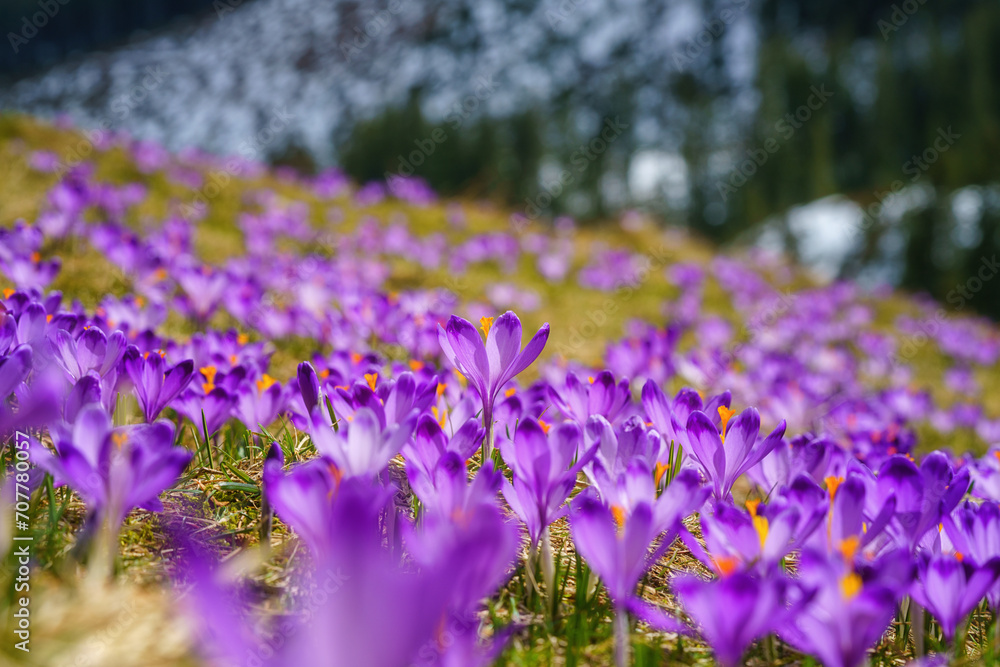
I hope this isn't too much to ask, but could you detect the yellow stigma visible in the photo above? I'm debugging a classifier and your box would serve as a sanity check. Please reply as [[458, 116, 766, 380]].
[[654, 461, 670, 487], [436, 383, 447, 397], [431, 406, 448, 428], [326, 463, 343, 499], [838, 536, 860, 562], [237, 333, 249, 345], [587, 376, 595, 384], [840, 572, 862, 599], [825, 476, 843, 501], [409, 360, 425, 371], [2, 288, 15, 299], [752, 514, 769, 551], [135, 296, 145, 307], [364, 373, 378, 390], [350, 352, 362, 364], [112, 432, 128, 449], [538, 419, 551, 434], [480, 316, 494, 338], [504, 387, 517, 397], [200, 365, 218, 394], [713, 555, 739, 577], [745, 499, 761, 516], [256, 374, 276, 394], [611, 505, 627, 532], [718, 406, 736, 442]]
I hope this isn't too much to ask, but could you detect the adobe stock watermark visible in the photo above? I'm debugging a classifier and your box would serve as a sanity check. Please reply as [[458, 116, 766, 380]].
[[877, 0, 928, 40], [546, 0, 587, 29], [553, 243, 673, 358], [889, 255, 999, 368], [512, 116, 629, 229], [703, 289, 797, 385], [382, 74, 498, 186], [7, 0, 71, 54], [179, 107, 294, 218], [716, 85, 833, 202], [671, 0, 750, 71], [40, 66, 169, 178], [12, 430, 32, 654], [849, 126, 960, 238], [339, 0, 407, 62], [241, 566, 349, 666], [213, 0, 247, 20]]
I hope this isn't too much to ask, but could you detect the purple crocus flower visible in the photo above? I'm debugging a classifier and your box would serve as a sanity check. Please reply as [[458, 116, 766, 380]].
[[187, 473, 455, 667], [910, 552, 1000, 642], [673, 568, 795, 667], [685, 406, 787, 500], [264, 452, 392, 558], [684, 497, 822, 573], [29, 404, 191, 527], [52, 328, 127, 382], [876, 452, 969, 550], [233, 373, 285, 431], [0, 345, 32, 402], [402, 416, 484, 511], [548, 370, 631, 425], [297, 360, 417, 478], [943, 500, 1000, 608], [782, 548, 912, 667], [437, 311, 549, 456], [570, 469, 707, 664], [124, 348, 195, 422], [498, 417, 594, 546], [583, 415, 664, 497], [173, 386, 236, 437], [641, 381, 731, 455]]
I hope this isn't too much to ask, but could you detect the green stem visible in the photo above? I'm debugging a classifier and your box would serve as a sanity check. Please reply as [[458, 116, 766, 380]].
[[614, 607, 630, 667]]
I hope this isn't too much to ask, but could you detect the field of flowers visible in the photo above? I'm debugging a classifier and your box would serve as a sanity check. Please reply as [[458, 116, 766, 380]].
[[2, 113, 1000, 666]]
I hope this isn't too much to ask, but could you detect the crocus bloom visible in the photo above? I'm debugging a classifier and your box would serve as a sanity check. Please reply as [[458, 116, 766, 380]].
[[943, 500, 1000, 608], [685, 497, 821, 573], [0, 345, 32, 402], [29, 404, 191, 526], [782, 549, 912, 667], [264, 451, 393, 558], [910, 552, 1000, 641], [686, 406, 787, 500], [548, 370, 631, 425], [641, 381, 731, 455], [498, 417, 594, 545], [297, 361, 417, 478], [583, 415, 664, 497], [673, 568, 795, 667], [875, 452, 969, 550], [570, 470, 707, 629], [52, 328, 127, 382], [437, 311, 549, 455], [124, 348, 195, 422], [402, 415, 484, 511], [233, 373, 285, 431], [188, 473, 455, 667]]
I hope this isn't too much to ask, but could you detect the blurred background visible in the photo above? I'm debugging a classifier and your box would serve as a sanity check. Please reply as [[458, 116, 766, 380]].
[[1, 0, 998, 318]]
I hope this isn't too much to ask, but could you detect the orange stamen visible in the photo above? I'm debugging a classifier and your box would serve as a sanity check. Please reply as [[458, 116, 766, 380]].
[[718, 406, 736, 442], [256, 374, 276, 394]]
